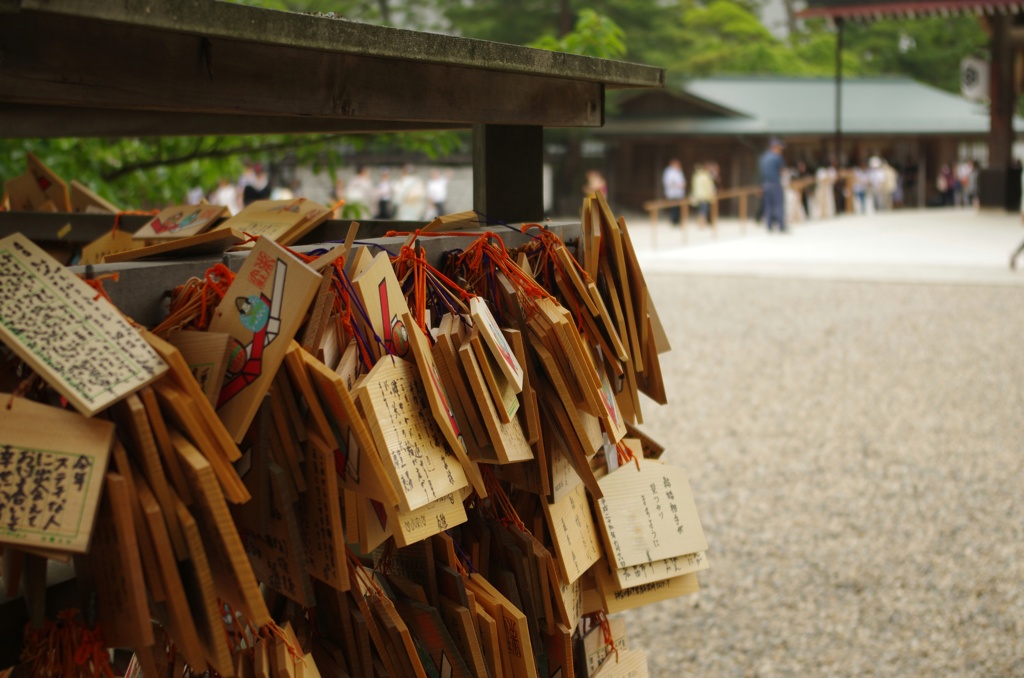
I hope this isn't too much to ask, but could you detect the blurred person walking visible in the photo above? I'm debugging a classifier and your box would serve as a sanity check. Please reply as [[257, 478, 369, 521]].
[[759, 138, 786, 233], [662, 159, 686, 227]]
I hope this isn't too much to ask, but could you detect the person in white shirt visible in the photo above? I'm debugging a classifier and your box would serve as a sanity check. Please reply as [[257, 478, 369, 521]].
[[345, 166, 375, 219], [426, 169, 451, 219], [662, 159, 686, 226]]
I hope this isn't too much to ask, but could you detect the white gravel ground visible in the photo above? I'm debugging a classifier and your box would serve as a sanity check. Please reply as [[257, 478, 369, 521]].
[[624, 274, 1024, 677]]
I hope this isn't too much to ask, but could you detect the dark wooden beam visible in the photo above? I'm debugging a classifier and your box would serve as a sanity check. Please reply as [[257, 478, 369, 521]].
[[0, 11, 604, 134], [473, 125, 545, 224], [7, 0, 663, 90], [0, 104, 464, 139]]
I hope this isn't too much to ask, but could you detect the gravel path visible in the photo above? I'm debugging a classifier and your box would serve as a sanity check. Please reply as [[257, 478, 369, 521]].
[[624, 274, 1024, 677]]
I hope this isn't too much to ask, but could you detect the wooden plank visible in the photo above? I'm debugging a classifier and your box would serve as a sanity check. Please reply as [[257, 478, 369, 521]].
[[0, 12, 607, 130], [172, 429, 271, 626]]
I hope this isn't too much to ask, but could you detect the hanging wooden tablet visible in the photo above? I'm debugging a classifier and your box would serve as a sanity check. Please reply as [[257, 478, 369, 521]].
[[132, 205, 228, 241], [542, 483, 603, 585], [81, 228, 146, 265], [394, 597, 475, 678], [469, 329, 518, 424], [70, 180, 119, 214], [432, 330, 494, 459], [154, 380, 250, 504], [298, 345, 397, 507], [595, 564, 699, 615], [610, 551, 709, 591], [541, 548, 582, 632], [0, 396, 113, 553], [457, 332, 532, 465], [357, 494, 394, 554], [403, 311, 486, 497], [594, 458, 706, 571], [133, 471, 207, 672], [470, 599, 503, 678], [109, 438, 166, 601], [582, 616, 628, 676], [217, 198, 332, 247], [0, 234, 167, 416], [208, 237, 320, 442], [113, 392, 187, 558], [349, 250, 413, 363], [388, 489, 468, 548], [83, 472, 154, 649], [166, 330, 232, 407], [636, 315, 668, 405], [300, 432, 349, 592], [174, 495, 235, 676], [241, 462, 315, 607], [4, 173, 48, 211], [300, 273, 336, 359], [104, 228, 247, 263], [532, 341, 601, 458], [144, 331, 242, 464], [24, 153, 69, 210], [591, 648, 649, 678], [369, 593, 427, 678], [504, 328, 540, 445], [355, 356, 468, 512], [470, 296, 523, 392], [467, 572, 538, 678], [172, 429, 271, 626], [438, 597, 490, 678]]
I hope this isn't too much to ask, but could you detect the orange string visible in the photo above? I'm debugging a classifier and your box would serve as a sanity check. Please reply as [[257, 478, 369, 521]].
[[596, 611, 620, 664], [80, 272, 119, 304], [616, 439, 640, 471]]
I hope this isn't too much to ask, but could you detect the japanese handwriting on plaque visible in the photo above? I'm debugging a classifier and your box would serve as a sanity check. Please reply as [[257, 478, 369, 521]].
[[0, 396, 114, 553], [0, 233, 168, 417], [356, 356, 469, 513], [594, 457, 707, 570]]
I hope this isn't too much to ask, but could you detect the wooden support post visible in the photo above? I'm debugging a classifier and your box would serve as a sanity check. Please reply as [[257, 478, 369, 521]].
[[740, 195, 747, 235], [473, 124, 544, 224], [711, 199, 719, 239]]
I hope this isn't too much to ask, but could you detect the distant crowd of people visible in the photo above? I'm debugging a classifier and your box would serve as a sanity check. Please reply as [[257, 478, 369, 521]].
[[658, 143, 982, 234], [337, 164, 452, 221], [190, 162, 453, 220]]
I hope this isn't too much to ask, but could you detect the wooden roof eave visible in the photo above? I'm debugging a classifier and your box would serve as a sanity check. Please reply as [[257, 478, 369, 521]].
[[0, 0, 666, 139]]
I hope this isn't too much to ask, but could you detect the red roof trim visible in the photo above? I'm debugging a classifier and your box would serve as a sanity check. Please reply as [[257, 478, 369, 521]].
[[798, 0, 1024, 20]]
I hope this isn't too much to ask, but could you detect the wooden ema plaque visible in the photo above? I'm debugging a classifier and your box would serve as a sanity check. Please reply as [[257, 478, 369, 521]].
[[349, 251, 413, 363], [403, 311, 486, 498], [172, 429, 271, 626], [166, 330, 232, 407], [301, 432, 350, 592], [81, 472, 154, 650], [387, 488, 468, 548], [594, 457, 707, 571], [355, 356, 468, 513], [104, 228, 246, 264], [610, 551, 709, 591], [0, 233, 168, 417], [542, 483, 602, 585], [296, 345, 397, 507], [469, 296, 524, 393], [216, 198, 332, 247], [208, 237, 321, 443], [27, 152, 70, 211], [0, 396, 114, 553], [132, 204, 228, 241]]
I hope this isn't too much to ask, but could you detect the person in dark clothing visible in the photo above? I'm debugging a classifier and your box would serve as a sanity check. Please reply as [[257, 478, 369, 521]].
[[759, 138, 786, 233]]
